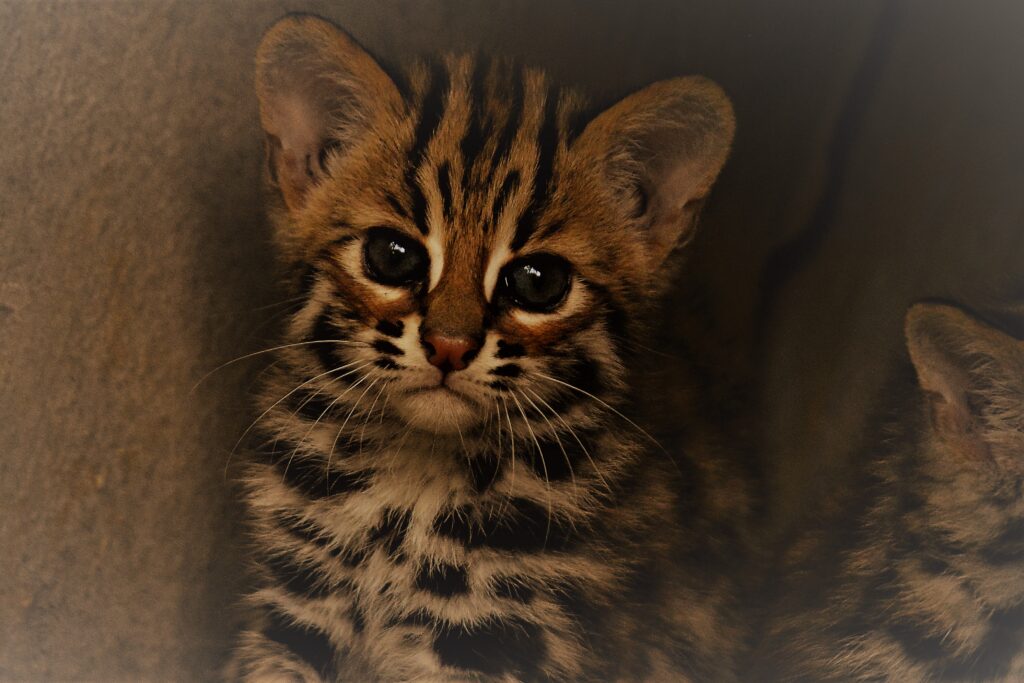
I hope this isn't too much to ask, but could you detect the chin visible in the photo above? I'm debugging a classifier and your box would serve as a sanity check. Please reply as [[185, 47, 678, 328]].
[[393, 388, 482, 434]]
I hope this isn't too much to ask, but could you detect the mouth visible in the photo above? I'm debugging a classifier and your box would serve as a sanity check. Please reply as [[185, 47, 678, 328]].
[[393, 383, 482, 433]]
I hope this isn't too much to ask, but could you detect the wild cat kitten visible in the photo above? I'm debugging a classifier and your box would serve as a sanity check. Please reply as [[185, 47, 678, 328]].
[[752, 303, 1024, 681], [229, 13, 751, 682]]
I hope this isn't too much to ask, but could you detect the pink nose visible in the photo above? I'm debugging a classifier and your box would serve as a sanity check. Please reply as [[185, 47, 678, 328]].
[[421, 333, 479, 373]]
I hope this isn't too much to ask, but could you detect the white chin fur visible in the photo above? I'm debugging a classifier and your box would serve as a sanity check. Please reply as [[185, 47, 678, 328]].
[[393, 389, 482, 434]]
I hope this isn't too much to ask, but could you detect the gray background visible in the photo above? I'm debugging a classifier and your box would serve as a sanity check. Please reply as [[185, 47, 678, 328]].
[[3, 1, 1023, 680]]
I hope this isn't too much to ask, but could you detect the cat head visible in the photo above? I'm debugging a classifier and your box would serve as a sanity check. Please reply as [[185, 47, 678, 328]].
[[906, 302, 1024, 474], [254, 15, 734, 434]]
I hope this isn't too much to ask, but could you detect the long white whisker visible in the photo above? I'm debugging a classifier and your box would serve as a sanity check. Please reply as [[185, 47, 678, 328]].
[[509, 391, 554, 545], [523, 386, 611, 495], [192, 338, 370, 393], [518, 388, 578, 496]]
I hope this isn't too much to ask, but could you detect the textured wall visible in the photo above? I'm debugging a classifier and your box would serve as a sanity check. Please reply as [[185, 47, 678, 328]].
[[2, 1, 1022, 680]]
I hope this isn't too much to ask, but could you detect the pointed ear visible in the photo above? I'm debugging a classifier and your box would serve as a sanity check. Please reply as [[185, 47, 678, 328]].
[[905, 303, 1024, 467], [255, 15, 403, 212], [573, 76, 735, 266]]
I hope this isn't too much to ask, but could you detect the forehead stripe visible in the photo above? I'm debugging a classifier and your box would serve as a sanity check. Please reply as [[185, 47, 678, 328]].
[[407, 61, 450, 235], [458, 54, 490, 188], [490, 170, 521, 231], [511, 88, 560, 251], [490, 62, 525, 168]]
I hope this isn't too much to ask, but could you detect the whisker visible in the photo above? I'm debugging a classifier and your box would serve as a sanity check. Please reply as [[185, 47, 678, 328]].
[[523, 386, 611, 495], [222, 360, 370, 479], [324, 372, 380, 475], [517, 388, 578, 495], [509, 391, 554, 546], [192, 338, 370, 394]]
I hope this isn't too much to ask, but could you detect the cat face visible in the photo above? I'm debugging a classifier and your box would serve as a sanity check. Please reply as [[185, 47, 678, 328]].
[[255, 15, 734, 435]]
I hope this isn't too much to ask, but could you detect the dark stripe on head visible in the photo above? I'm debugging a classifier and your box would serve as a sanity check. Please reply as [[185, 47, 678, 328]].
[[263, 552, 332, 599], [436, 161, 453, 220], [386, 193, 409, 219], [408, 61, 450, 235], [433, 499, 577, 552], [263, 610, 338, 679], [491, 170, 521, 229], [415, 562, 470, 597], [459, 54, 490, 186], [491, 63, 525, 167], [431, 615, 545, 678], [511, 87, 560, 251]]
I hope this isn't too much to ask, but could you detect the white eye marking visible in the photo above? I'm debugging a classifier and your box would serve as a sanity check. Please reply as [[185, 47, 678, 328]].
[[425, 231, 444, 291], [484, 244, 512, 301]]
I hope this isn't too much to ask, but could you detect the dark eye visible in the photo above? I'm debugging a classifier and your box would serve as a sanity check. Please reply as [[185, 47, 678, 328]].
[[500, 254, 572, 312], [363, 228, 429, 287]]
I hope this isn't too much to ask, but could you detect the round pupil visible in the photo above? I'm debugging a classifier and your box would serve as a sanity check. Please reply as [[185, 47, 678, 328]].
[[508, 256, 570, 311], [364, 229, 426, 285]]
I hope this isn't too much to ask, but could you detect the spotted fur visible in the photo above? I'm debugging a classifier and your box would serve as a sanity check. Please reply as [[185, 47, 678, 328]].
[[228, 14, 746, 682], [751, 303, 1024, 681]]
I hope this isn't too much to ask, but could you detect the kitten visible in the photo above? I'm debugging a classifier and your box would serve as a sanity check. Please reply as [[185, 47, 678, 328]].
[[228, 13, 751, 682], [751, 302, 1024, 681]]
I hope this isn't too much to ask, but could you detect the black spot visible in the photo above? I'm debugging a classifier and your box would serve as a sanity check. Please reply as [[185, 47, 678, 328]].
[[376, 319, 405, 338], [375, 357, 401, 370], [396, 608, 435, 629], [523, 436, 582, 482], [415, 562, 470, 597], [492, 576, 534, 603], [433, 499, 576, 552], [263, 553, 332, 599], [432, 616, 545, 677], [979, 517, 1024, 565], [490, 364, 522, 378], [372, 339, 403, 356], [495, 340, 526, 359], [437, 161, 453, 219], [263, 609, 337, 679], [468, 454, 502, 493], [276, 513, 328, 548], [330, 544, 367, 568], [273, 455, 370, 500], [368, 508, 411, 558], [287, 388, 341, 423], [350, 605, 367, 634], [308, 312, 347, 371], [488, 380, 511, 392]]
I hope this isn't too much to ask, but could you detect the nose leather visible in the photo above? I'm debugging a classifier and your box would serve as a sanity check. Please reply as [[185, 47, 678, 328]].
[[421, 333, 479, 372]]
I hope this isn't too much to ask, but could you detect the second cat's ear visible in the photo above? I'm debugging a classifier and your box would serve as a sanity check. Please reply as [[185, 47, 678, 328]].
[[255, 15, 403, 212], [906, 303, 1024, 468], [574, 77, 735, 267]]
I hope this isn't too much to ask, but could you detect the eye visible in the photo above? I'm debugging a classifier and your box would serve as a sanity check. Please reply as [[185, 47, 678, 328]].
[[499, 253, 572, 312], [363, 228, 429, 287]]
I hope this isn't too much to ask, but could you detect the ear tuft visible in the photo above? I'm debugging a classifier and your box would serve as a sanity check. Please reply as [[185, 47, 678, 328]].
[[255, 15, 402, 212], [905, 302, 1024, 469], [575, 76, 735, 266]]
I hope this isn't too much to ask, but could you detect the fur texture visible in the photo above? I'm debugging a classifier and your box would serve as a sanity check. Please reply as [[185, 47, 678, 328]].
[[751, 303, 1024, 681], [229, 14, 748, 682]]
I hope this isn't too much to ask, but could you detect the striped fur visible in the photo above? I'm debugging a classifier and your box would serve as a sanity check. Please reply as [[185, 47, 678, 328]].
[[229, 14, 744, 682], [751, 303, 1024, 681]]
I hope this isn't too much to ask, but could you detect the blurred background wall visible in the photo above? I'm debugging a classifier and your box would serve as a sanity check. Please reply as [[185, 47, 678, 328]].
[[2, 0, 1023, 679]]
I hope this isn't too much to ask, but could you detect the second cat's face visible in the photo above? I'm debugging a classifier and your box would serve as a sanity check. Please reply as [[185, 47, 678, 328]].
[[256, 17, 734, 434]]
